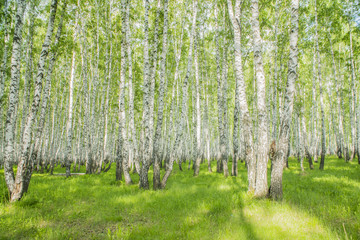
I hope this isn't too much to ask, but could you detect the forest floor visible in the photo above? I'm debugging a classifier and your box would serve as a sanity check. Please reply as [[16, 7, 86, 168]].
[[0, 156, 359, 240]]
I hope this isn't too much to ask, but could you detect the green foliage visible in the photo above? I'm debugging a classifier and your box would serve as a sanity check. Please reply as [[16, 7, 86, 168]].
[[1, 157, 359, 239]]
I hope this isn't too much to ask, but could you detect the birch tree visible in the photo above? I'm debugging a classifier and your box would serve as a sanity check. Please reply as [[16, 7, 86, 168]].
[[82, 20, 93, 175], [118, 0, 132, 184], [10, 0, 59, 202], [328, 30, 343, 159], [161, 0, 197, 189], [153, 0, 169, 189], [251, 0, 269, 197], [32, 4, 66, 177], [0, 0, 10, 116], [65, 2, 79, 177], [228, 0, 256, 191], [272, 0, 279, 142], [215, 6, 224, 174], [348, 3, 357, 162], [139, 0, 152, 189], [100, 0, 114, 173], [126, 1, 140, 174], [269, 0, 299, 200], [3, 0, 27, 198], [193, 30, 202, 177], [20, 1, 35, 142], [311, 48, 318, 163], [314, 0, 326, 170], [227, 0, 241, 177]]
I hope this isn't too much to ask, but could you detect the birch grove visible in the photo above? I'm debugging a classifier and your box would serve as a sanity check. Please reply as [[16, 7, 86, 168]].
[[0, 0, 359, 203]]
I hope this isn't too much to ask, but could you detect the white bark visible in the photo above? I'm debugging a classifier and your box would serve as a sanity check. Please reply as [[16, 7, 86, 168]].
[[65, 3, 78, 177], [251, 0, 269, 197], [0, 0, 10, 111], [328, 30, 343, 158], [215, 6, 226, 175], [148, 0, 162, 157], [20, 1, 35, 141], [139, 0, 152, 189], [270, 0, 299, 200], [101, 0, 113, 173], [3, 0, 27, 196], [193, 30, 202, 176], [314, 0, 326, 170], [228, 0, 256, 191], [272, 0, 279, 141], [348, 8, 357, 162], [311, 47, 318, 162], [118, 0, 132, 184], [301, 86, 313, 169], [153, 0, 169, 189], [90, 0, 101, 172], [161, 0, 197, 189], [126, 1, 139, 175], [34, 6, 66, 175], [12, 0, 59, 202]]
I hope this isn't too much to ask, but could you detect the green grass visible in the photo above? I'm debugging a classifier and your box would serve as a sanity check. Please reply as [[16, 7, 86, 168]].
[[0, 156, 359, 239]]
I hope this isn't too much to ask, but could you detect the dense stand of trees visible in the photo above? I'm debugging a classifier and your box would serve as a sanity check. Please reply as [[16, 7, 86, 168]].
[[0, 0, 359, 202]]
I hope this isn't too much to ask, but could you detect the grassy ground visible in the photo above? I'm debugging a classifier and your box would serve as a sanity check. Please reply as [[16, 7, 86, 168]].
[[0, 156, 359, 240]]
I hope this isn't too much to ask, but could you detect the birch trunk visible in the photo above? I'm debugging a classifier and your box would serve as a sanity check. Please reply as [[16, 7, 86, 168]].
[[82, 21, 92, 175], [272, 0, 279, 141], [297, 111, 304, 171], [33, 7, 65, 177], [50, 80, 64, 174], [161, 0, 197, 189], [251, 0, 269, 197], [20, 1, 35, 141], [65, 3, 78, 177], [204, 82, 212, 173], [227, 0, 241, 176], [327, 84, 336, 155], [228, 0, 256, 191], [348, 13, 357, 162], [329, 31, 343, 159], [153, 0, 169, 189], [221, 38, 229, 178], [11, 0, 58, 202], [301, 88, 313, 169], [0, 0, 10, 114], [167, 23, 185, 171], [126, 2, 140, 175], [73, 94, 82, 172], [148, 0, 162, 159], [139, 0, 152, 189], [3, 0, 27, 196], [315, 0, 326, 170], [215, 6, 223, 174], [193, 32, 202, 177], [89, 1, 100, 172], [269, 0, 299, 200], [202, 42, 212, 173], [311, 47, 318, 162], [100, 0, 113, 173], [118, 0, 132, 184]]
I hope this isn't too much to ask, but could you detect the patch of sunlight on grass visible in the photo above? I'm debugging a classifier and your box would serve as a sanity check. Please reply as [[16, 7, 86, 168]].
[[218, 184, 231, 191], [243, 202, 336, 239], [313, 175, 360, 190]]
